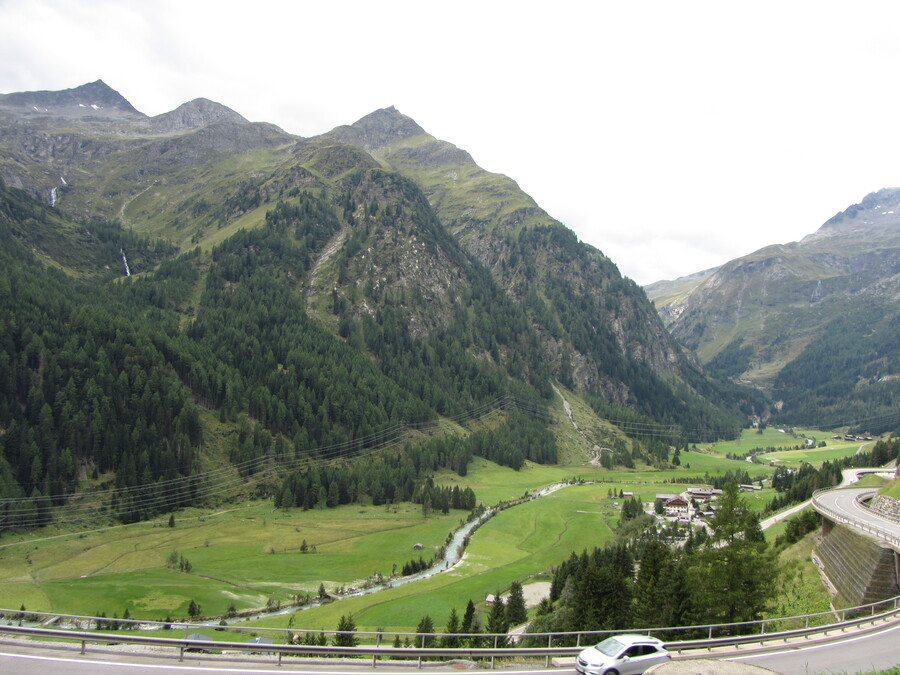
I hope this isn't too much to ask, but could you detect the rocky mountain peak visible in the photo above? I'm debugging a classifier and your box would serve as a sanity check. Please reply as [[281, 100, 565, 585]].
[[811, 187, 900, 242], [149, 98, 249, 133], [326, 106, 426, 152], [0, 79, 143, 118]]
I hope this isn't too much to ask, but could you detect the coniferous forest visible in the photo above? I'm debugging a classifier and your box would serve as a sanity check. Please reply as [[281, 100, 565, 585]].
[[0, 178, 565, 526]]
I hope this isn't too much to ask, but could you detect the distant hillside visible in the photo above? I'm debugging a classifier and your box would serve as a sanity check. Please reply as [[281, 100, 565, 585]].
[[648, 189, 900, 432], [644, 268, 717, 314]]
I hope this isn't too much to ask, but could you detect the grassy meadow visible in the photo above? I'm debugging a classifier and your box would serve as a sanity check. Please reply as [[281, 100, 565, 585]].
[[0, 422, 868, 632], [0, 500, 462, 622]]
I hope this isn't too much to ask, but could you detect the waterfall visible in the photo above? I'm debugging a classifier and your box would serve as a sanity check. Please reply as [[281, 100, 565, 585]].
[[50, 187, 58, 207], [120, 249, 131, 277]]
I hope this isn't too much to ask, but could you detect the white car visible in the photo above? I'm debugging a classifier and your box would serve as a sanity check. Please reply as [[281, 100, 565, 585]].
[[576, 634, 671, 675]]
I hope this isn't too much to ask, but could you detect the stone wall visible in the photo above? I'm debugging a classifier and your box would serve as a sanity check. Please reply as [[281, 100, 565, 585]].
[[869, 495, 900, 523], [815, 523, 898, 606]]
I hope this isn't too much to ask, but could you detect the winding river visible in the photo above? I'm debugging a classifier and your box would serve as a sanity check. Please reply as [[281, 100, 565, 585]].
[[234, 481, 570, 623]]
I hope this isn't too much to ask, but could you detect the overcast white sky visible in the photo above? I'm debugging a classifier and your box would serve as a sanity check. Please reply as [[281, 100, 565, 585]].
[[2, 1, 898, 285]]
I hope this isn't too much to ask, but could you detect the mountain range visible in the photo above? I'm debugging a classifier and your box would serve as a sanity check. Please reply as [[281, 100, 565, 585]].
[[647, 189, 899, 431], [0, 80, 771, 522]]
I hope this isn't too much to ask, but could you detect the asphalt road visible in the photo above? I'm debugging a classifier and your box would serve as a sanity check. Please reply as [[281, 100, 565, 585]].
[[726, 620, 900, 674], [4, 622, 900, 675]]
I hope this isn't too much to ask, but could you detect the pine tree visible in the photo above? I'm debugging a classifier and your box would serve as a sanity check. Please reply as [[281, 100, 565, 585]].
[[467, 615, 484, 648], [416, 614, 435, 647], [506, 581, 527, 626], [441, 607, 461, 648], [461, 599, 476, 633], [486, 592, 508, 645], [333, 614, 358, 647], [709, 481, 760, 544]]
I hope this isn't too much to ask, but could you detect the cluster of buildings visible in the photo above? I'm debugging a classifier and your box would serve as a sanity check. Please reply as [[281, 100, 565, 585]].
[[650, 486, 759, 523]]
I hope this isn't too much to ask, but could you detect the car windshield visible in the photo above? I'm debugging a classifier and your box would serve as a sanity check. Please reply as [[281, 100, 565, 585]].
[[594, 637, 625, 657]]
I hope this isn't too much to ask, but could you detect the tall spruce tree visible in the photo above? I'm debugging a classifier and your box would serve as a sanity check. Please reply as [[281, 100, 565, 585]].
[[506, 581, 527, 626], [461, 599, 476, 633], [486, 593, 509, 645], [441, 607, 461, 648], [416, 614, 435, 647]]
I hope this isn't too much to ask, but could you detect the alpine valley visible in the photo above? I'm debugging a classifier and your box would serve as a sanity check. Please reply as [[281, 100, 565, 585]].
[[0, 79, 787, 527]]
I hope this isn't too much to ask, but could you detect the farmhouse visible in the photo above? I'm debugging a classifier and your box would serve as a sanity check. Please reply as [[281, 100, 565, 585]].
[[664, 496, 690, 517]]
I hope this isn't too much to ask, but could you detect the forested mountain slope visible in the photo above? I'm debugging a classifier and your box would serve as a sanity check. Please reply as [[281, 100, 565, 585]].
[[327, 108, 758, 434], [0, 81, 753, 528], [648, 189, 900, 432]]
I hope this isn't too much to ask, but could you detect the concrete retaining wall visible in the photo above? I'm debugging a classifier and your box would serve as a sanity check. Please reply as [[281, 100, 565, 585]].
[[815, 523, 899, 606]]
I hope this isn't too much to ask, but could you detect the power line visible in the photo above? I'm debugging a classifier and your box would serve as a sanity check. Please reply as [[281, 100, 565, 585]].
[[0, 395, 546, 529], [6, 390, 877, 530]]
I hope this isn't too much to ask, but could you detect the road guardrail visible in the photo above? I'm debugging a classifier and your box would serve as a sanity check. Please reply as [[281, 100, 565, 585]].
[[2, 595, 899, 668]]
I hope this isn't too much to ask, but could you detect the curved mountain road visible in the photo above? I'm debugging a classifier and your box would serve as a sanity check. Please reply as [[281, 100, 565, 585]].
[[811, 469, 900, 549]]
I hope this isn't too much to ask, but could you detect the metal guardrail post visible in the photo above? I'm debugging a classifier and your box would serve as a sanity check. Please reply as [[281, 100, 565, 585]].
[[80, 639, 86, 654]]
